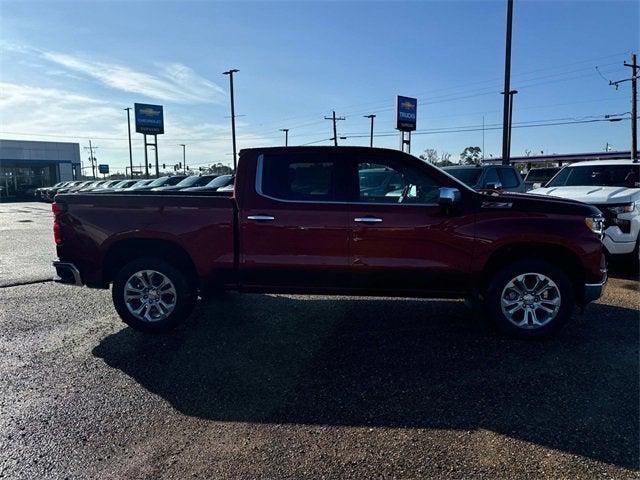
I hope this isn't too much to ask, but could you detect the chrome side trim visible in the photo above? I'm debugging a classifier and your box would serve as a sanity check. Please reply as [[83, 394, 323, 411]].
[[354, 217, 383, 223], [247, 215, 275, 221]]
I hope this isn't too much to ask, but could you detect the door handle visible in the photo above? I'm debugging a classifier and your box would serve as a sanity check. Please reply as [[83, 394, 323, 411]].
[[354, 217, 383, 223], [247, 215, 275, 222]]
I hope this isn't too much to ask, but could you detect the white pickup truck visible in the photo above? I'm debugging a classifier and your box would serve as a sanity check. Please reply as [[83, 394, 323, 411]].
[[530, 159, 639, 260]]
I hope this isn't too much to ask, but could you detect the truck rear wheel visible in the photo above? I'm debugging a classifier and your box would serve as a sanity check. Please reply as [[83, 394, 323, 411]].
[[485, 259, 574, 339], [112, 257, 196, 332]]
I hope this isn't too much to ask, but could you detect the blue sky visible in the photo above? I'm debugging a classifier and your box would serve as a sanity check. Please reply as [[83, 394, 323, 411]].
[[0, 0, 638, 173]]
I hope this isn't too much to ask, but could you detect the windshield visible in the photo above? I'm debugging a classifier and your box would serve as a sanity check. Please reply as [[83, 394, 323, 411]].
[[445, 168, 483, 186], [204, 175, 233, 188], [546, 165, 640, 188], [174, 175, 203, 188], [359, 169, 393, 189], [146, 176, 170, 187], [524, 168, 560, 182]]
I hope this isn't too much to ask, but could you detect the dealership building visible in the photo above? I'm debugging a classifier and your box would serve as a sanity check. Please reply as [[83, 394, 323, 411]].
[[0, 139, 81, 197]]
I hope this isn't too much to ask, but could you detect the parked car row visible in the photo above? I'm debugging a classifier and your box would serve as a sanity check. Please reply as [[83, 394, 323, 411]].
[[35, 174, 235, 202]]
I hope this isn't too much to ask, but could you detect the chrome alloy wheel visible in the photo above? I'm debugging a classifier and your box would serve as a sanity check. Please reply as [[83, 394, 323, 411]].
[[124, 270, 177, 322], [500, 272, 561, 329]]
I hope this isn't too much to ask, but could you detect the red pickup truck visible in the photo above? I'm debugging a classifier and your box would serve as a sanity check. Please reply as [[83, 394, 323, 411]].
[[52, 147, 607, 338]]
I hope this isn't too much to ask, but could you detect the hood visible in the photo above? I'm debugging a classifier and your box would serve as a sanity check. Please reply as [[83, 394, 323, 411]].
[[528, 186, 640, 205], [478, 191, 601, 217]]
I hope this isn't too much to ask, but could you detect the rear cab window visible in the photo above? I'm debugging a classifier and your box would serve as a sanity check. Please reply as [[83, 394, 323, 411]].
[[498, 168, 521, 188], [258, 153, 344, 202]]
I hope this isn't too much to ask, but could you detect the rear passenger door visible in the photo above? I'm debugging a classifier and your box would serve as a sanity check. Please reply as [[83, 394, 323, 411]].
[[239, 151, 352, 290]]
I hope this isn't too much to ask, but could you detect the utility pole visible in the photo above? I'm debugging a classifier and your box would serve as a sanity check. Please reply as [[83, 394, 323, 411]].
[[364, 114, 376, 147], [482, 115, 485, 159], [609, 53, 639, 162], [179, 144, 186, 173], [501, 0, 514, 165], [324, 110, 345, 146], [124, 107, 133, 179], [223, 69, 239, 171], [83, 141, 98, 179], [279, 128, 289, 146], [505, 90, 518, 162]]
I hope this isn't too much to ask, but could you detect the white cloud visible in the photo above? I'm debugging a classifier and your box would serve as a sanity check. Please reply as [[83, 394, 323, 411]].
[[0, 82, 273, 172], [41, 51, 226, 104]]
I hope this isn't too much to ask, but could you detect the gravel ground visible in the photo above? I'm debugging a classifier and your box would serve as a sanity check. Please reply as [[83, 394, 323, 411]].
[[0, 202, 55, 287], [0, 202, 638, 479]]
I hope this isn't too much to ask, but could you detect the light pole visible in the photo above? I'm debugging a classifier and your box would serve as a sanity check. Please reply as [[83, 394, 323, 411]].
[[501, 0, 514, 165], [504, 90, 518, 161], [124, 107, 133, 179], [364, 114, 376, 147], [223, 69, 239, 171], [280, 128, 289, 146], [179, 144, 186, 174]]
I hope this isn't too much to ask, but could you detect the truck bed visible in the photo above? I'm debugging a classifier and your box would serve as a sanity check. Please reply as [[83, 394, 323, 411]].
[[55, 192, 236, 288]]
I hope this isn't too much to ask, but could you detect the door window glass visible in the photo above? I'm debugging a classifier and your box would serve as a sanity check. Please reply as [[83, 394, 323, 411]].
[[261, 155, 336, 201], [498, 168, 520, 188], [357, 162, 440, 204], [483, 168, 500, 186]]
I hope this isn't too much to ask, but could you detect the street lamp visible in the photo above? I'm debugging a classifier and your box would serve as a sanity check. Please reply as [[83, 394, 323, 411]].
[[124, 107, 133, 178], [504, 89, 518, 160], [178, 144, 186, 174], [501, 0, 515, 165], [223, 69, 239, 171], [279, 128, 289, 146]]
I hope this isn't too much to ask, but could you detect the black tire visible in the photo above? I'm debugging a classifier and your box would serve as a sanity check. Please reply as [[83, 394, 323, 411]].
[[112, 257, 196, 332], [485, 259, 575, 339]]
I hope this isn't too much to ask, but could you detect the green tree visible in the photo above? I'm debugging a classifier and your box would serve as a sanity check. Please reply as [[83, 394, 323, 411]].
[[460, 146, 482, 165]]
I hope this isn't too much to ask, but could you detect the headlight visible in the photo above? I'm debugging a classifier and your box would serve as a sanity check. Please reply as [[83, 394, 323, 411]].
[[608, 202, 636, 215], [585, 215, 605, 235]]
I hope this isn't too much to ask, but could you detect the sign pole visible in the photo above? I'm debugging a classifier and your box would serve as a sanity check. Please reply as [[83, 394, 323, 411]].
[[143, 134, 149, 179], [154, 135, 159, 178]]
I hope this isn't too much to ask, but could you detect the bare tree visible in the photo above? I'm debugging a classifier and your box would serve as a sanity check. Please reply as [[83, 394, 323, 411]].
[[419, 148, 439, 164]]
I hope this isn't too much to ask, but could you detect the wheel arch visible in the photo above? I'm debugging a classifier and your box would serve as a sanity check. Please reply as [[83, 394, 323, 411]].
[[480, 242, 585, 298], [103, 238, 198, 286]]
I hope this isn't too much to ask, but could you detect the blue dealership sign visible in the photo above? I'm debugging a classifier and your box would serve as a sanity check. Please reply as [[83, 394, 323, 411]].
[[134, 103, 164, 135], [98, 164, 109, 174], [396, 96, 417, 131]]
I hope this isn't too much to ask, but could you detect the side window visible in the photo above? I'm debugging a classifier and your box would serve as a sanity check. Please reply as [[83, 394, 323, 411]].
[[483, 168, 500, 186], [261, 155, 336, 201], [357, 161, 440, 204], [498, 168, 520, 188]]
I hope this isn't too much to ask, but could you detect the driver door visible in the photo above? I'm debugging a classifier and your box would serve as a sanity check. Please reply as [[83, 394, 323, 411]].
[[348, 154, 473, 295]]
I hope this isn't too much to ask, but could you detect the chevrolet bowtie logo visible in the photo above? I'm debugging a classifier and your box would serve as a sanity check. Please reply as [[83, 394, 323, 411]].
[[140, 108, 161, 117]]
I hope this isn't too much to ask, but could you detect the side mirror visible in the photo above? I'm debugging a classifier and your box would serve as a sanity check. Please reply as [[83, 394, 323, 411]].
[[438, 187, 461, 206], [485, 181, 503, 191]]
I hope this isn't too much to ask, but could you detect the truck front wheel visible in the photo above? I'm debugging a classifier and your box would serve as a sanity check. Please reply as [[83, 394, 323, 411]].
[[486, 259, 575, 339], [112, 258, 196, 332]]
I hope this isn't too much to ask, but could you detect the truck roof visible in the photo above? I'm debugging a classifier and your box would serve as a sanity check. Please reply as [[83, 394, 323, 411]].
[[240, 146, 410, 156], [565, 159, 638, 167]]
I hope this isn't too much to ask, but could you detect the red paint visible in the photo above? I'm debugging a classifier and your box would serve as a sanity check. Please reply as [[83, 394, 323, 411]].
[[54, 147, 606, 299]]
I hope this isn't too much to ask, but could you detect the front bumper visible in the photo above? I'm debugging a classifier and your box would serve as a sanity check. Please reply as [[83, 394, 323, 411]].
[[53, 261, 83, 286], [582, 273, 607, 304]]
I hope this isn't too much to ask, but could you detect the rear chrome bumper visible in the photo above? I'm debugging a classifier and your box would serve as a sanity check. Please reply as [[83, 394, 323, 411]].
[[53, 261, 83, 286]]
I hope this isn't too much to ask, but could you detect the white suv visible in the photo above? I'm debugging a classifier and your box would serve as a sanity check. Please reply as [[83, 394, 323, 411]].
[[529, 159, 639, 259]]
